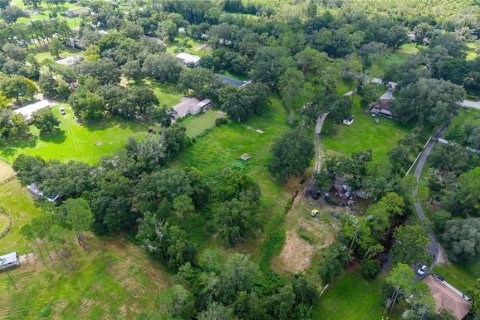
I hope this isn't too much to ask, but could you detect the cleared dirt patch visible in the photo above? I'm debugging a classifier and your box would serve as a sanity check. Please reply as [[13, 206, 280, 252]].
[[272, 192, 339, 274], [277, 231, 314, 273], [0, 160, 16, 184]]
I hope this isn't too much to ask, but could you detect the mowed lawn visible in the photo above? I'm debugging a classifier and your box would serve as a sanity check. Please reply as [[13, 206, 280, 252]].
[[0, 175, 172, 319], [433, 261, 480, 293], [323, 100, 411, 171], [181, 110, 226, 137], [314, 272, 385, 320], [0, 106, 148, 165]]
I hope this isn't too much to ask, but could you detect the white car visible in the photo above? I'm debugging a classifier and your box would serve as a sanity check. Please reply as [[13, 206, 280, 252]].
[[417, 265, 428, 276], [60, 107, 66, 115]]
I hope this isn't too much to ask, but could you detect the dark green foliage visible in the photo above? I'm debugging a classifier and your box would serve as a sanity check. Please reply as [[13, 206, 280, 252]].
[[269, 128, 314, 184], [442, 218, 480, 262], [218, 83, 270, 122], [443, 167, 480, 217], [318, 243, 352, 284], [360, 258, 381, 279], [31, 108, 60, 133], [177, 67, 224, 100], [390, 225, 431, 265]]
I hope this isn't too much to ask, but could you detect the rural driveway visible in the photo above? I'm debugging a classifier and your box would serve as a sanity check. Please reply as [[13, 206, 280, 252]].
[[460, 100, 480, 110], [313, 113, 328, 173], [412, 125, 447, 266]]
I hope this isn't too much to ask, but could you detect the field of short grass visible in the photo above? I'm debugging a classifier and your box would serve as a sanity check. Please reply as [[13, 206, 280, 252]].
[[34, 48, 83, 64], [176, 97, 292, 265], [1, 106, 149, 165], [0, 169, 172, 319], [313, 271, 386, 320], [368, 43, 420, 77], [322, 98, 411, 173], [181, 109, 226, 137], [444, 108, 480, 145], [433, 261, 479, 293], [147, 81, 184, 108]]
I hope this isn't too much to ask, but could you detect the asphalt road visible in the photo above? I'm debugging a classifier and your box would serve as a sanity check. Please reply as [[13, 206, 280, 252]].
[[412, 125, 447, 266]]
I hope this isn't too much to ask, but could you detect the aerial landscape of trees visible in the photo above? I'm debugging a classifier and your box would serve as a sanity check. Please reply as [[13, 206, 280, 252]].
[[1, 0, 480, 318]]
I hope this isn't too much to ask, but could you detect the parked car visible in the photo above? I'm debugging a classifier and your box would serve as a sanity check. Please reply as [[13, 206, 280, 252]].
[[416, 265, 428, 276], [434, 274, 445, 281], [60, 107, 66, 115], [310, 209, 320, 218], [312, 191, 321, 200]]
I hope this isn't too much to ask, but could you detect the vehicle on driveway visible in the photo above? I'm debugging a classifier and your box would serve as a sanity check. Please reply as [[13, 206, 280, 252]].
[[417, 265, 428, 276], [310, 209, 320, 218], [434, 274, 445, 281], [60, 107, 66, 115]]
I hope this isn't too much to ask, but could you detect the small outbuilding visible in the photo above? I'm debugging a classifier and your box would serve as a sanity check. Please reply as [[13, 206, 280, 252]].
[[0, 252, 19, 270], [27, 183, 63, 205], [240, 153, 250, 161], [176, 52, 201, 67], [343, 115, 354, 125]]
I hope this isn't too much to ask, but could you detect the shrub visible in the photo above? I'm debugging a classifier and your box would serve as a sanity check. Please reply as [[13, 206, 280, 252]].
[[360, 258, 381, 279], [215, 117, 228, 126]]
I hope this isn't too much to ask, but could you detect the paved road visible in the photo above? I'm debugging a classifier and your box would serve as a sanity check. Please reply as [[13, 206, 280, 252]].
[[460, 100, 480, 110], [412, 125, 447, 266]]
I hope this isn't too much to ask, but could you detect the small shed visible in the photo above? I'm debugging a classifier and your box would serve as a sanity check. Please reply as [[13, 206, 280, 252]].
[[176, 52, 201, 67], [0, 252, 19, 270], [343, 115, 354, 125], [240, 153, 250, 161]]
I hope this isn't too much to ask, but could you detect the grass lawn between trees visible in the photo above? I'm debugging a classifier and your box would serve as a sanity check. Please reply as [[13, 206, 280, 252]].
[[176, 96, 291, 265], [323, 96, 411, 175], [0, 106, 149, 165], [313, 271, 386, 320]]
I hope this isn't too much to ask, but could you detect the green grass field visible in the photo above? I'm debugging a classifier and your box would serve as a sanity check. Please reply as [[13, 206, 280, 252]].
[[176, 96, 291, 262], [1, 106, 148, 165], [0, 180, 172, 319], [323, 97, 411, 173], [181, 110, 226, 137], [313, 271, 386, 320], [34, 48, 83, 64], [0, 142, 172, 319], [147, 81, 184, 108], [434, 261, 480, 293], [369, 43, 420, 77]]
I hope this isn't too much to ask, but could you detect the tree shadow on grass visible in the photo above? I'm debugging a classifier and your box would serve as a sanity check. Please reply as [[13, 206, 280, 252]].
[[38, 128, 66, 144], [83, 116, 148, 133], [0, 135, 38, 158]]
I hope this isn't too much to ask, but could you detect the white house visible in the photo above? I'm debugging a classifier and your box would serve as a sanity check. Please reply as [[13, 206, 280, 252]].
[[176, 52, 201, 67]]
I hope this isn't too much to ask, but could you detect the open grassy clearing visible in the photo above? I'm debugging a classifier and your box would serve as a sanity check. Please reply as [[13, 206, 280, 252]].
[[33, 48, 83, 64], [0, 169, 173, 319], [445, 107, 480, 145], [181, 109, 226, 137], [322, 97, 411, 173], [176, 97, 291, 263], [313, 271, 386, 320], [0, 106, 149, 165], [147, 81, 184, 108], [9, 0, 84, 28], [467, 42, 478, 61], [0, 233, 172, 319], [368, 43, 420, 77], [165, 36, 211, 57], [433, 261, 480, 293], [271, 195, 339, 274]]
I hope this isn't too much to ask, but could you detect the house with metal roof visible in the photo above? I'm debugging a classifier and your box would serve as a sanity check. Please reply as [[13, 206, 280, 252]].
[[0, 252, 19, 270], [176, 52, 201, 67]]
